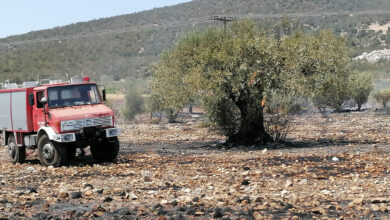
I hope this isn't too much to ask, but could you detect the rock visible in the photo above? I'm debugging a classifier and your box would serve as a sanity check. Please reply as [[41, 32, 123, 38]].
[[154, 204, 163, 210], [84, 190, 93, 196], [157, 216, 167, 220], [281, 190, 289, 197], [255, 197, 263, 203], [157, 209, 168, 216], [71, 191, 82, 199], [94, 211, 105, 217], [353, 198, 364, 205], [26, 167, 36, 172], [213, 207, 224, 218], [243, 166, 250, 171], [83, 184, 94, 190], [236, 196, 251, 204], [332, 157, 339, 162], [241, 179, 250, 185], [192, 196, 199, 202], [114, 207, 132, 215], [127, 192, 138, 200], [372, 204, 380, 212], [186, 208, 196, 215], [28, 188, 38, 194], [284, 179, 293, 188], [182, 188, 191, 193], [58, 191, 69, 198], [299, 179, 308, 185], [253, 211, 264, 220], [194, 211, 204, 216], [42, 203, 50, 210], [93, 205, 106, 212], [103, 197, 113, 203], [144, 176, 153, 182], [261, 149, 268, 154], [160, 199, 168, 205]]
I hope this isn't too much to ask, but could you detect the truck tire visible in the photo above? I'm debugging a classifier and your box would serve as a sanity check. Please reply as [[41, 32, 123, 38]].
[[38, 134, 67, 167], [66, 146, 76, 163], [7, 135, 26, 164], [90, 137, 119, 163]]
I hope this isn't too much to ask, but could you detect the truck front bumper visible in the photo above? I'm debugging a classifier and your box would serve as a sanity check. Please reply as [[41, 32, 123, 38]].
[[53, 127, 121, 143]]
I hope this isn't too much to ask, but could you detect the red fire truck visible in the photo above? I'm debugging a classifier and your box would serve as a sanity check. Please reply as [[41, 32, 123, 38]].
[[0, 76, 121, 167]]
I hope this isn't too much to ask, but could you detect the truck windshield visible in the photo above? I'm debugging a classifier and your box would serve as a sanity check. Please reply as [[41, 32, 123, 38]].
[[47, 84, 102, 108]]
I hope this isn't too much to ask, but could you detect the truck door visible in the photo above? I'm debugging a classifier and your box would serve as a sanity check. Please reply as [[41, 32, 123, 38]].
[[33, 90, 46, 131]]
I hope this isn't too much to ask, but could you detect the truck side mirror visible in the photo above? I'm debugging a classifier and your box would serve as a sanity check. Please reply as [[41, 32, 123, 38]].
[[102, 89, 106, 101], [28, 93, 35, 106], [40, 97, 48, 105]]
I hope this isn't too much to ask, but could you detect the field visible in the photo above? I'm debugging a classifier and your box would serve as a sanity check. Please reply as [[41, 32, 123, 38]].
[[0, 109, 390, 219]]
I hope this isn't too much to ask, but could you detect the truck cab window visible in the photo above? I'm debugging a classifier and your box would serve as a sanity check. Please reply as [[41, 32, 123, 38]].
[[36, 91, 44, 108]]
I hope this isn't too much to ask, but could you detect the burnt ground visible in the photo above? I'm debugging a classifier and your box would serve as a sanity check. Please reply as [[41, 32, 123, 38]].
[[0, 110, 390, 219]]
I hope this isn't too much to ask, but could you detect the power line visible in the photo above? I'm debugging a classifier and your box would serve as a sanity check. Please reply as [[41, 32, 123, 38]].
[[1, 9, 390, 48], [0, 16, 214, 47], [231, 9, 390, 19], [213, 16, 236, 31]]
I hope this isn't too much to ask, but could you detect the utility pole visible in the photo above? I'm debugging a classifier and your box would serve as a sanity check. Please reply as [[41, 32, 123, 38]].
[[213, 16, 236, 31]]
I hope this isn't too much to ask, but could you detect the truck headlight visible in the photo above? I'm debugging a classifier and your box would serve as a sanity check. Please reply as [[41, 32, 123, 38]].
[[61, 120, 75, 132], [61, 133, 76, 142], [53, 133, 76, 142], [106, 128, 121, 137]]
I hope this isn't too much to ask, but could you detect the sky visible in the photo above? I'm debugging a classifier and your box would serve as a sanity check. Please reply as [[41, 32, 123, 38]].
[[0, 0, 191, 38]]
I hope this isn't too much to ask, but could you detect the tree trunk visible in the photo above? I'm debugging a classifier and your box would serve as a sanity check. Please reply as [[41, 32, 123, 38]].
[[228, 100, 272, 144], [357, 103, 362, 111]]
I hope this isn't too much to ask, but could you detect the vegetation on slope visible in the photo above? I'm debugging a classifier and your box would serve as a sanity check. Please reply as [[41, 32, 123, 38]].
[[0, 0, 389, 83]]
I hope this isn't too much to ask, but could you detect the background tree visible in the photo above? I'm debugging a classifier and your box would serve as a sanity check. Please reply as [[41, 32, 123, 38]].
[[349, 72, 373, 110], [123, 88, 145, 121], [374, 89, 390, 107]]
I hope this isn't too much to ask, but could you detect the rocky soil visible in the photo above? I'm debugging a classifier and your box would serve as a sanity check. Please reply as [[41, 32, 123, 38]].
[[1, 110, 390, 219]]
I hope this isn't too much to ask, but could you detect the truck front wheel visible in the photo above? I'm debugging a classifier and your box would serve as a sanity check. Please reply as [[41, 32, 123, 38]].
[[38, 134, 67, 167], [7, 135, 26, 164], [90, 137, 119, 163]]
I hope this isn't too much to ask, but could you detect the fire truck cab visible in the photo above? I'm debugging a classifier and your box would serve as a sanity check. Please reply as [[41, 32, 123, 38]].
[[0, 77, 121, 167]]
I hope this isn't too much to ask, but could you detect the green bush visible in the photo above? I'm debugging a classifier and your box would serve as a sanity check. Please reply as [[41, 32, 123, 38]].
[[349, 73, 373, 110], [373, 89, 390, 107], [165, 109, 179, 123], [264, 91, 305, 141], [123, 89, 145, 121], [311, 73, 351, 113]]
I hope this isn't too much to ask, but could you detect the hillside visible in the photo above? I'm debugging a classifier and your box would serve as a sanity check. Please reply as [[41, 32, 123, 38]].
[[0, 0, 390, 83]]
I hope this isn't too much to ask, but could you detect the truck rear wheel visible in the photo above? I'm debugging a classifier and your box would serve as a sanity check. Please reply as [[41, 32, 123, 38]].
[[38, 134, 67, 167], [7, 135, 26, 164], [90, 137, 119, 163]]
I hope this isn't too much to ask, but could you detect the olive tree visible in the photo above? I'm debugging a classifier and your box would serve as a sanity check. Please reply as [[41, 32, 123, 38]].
[[151, 21, 351, 144]]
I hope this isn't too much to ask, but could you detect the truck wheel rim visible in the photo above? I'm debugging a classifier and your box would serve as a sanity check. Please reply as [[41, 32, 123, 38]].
[[43, 143, 55, 160], [7, 142, 15, 158]]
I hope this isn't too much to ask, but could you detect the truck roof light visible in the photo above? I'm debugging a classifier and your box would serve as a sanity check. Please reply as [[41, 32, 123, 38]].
[[83, 76, 90, 82]]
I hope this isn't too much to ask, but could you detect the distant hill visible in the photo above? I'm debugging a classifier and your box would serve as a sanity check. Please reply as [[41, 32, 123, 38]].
[[0, 0, 390, 83]]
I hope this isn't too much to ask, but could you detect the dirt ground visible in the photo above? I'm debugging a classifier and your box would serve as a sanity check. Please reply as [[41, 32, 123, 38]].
[[1, 110, 390, 219]]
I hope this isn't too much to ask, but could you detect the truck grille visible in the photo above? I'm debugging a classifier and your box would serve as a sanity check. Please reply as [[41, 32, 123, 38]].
[[73, 116, 113, 129]]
